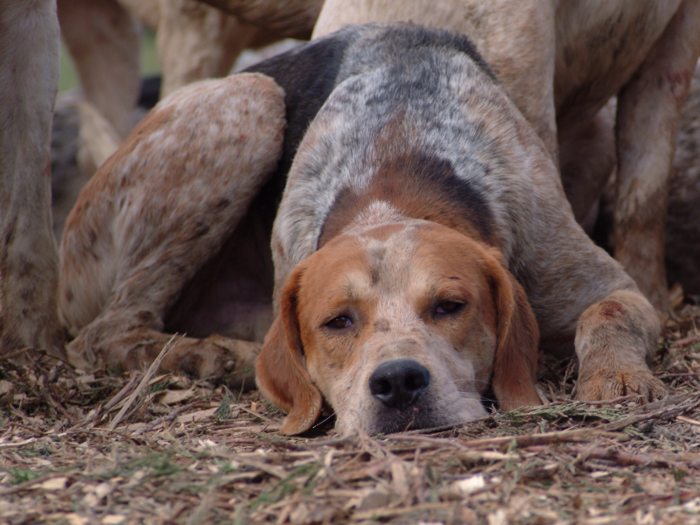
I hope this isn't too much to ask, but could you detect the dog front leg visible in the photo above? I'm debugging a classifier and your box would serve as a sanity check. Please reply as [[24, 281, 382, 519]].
[[574, 289, 665, 401], [614, 0, 700, 313]]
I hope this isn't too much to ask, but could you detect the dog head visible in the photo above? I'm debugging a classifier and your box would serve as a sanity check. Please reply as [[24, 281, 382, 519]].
[[256, 219, 541, 435]]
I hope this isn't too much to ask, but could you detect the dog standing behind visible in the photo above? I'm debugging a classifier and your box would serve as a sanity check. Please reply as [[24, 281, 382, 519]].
[[313, 0, 700, 313], [0, 0, 64, 358], [59, 24, 664, 435]]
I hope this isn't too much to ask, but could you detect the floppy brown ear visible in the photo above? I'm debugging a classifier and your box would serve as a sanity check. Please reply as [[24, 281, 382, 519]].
[[255, 265, 323, 434], [484, 250, 542, 410]]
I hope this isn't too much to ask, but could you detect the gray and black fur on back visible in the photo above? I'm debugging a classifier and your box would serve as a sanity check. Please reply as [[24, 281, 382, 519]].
[[245, 23, 495, 179]]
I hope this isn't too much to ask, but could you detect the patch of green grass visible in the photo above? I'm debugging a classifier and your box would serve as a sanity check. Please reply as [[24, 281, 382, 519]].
[[214, 391, 236, 422], [140, 451, 182, 478], [250, 462, 322, 513], [673, 467, 688, 482], [150, 379, 170, 393], [93, 448, 186, 483], [106, 365, 124, 377], [141, 29, 160, 77], [58, 43, 78, 93], [7, 468, 42, 485]]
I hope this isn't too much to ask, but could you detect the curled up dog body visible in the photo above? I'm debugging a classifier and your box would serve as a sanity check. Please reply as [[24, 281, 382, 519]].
[[59, 24, 664, 436]]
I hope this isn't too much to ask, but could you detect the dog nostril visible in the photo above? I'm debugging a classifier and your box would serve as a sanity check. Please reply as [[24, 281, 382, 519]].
[[372, 378, 392, 396], [405, 371, 428, 392], [369, 359, 431, 410]]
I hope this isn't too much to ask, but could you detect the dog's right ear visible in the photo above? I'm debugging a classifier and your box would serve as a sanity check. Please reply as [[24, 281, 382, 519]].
[[256, 264, 322, 435]]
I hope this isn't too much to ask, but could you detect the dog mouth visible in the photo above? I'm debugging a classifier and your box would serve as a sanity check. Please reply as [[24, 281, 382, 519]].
[[365, 400, 448, 434]]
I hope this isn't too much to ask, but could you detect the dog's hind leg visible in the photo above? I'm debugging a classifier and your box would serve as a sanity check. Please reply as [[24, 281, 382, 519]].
[[558, 102, 617, 231], [59, 73, 286, 384]]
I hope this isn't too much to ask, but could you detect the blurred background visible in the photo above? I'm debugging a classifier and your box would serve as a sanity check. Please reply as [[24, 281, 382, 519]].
[[59, 28, 160, 92]]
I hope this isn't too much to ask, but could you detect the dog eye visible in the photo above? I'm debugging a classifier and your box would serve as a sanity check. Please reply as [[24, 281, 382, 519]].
[[435, 301, 464, 315], [325, 315, 353, 329]]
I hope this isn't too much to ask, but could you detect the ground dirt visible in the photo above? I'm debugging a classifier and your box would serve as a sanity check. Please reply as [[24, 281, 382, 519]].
[[2, 294, 700, 525]]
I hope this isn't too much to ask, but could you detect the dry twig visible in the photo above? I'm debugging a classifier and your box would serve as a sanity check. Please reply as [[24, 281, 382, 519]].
[[107, 335, 179, 431]]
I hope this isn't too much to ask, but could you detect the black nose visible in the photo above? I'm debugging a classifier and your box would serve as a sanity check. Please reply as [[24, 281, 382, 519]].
[[369, 359, 431, 410]]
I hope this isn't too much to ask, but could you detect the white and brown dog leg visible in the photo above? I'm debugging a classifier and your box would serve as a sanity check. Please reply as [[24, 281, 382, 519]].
[[614, 0, 700, 313], [527, 193, 665, 401], [59, 73, 286, 382], [574, 290, 664, 401], [0, 0, 65, 358]]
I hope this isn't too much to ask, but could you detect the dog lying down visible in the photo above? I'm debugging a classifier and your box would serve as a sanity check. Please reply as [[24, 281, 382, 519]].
[[60, 24, 664, 435]]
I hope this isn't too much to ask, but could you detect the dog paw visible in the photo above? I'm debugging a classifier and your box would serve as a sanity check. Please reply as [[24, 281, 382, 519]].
[[181, 335, 260, 388], [575, 366, 666, 402]]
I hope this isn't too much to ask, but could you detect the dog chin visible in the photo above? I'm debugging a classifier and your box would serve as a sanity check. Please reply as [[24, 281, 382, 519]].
[[334, 396, 488, 436]]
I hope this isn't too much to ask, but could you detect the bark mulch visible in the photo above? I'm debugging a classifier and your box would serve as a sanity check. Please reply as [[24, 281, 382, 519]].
[[2, 297, 700, 525]]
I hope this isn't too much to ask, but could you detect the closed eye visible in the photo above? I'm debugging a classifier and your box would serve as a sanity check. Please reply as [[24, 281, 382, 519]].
[[325, 315, 353, 329], [434, 301, 465, 316]]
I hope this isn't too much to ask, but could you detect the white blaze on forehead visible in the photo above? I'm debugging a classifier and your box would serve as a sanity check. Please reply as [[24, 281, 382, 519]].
[[343, 201, 404, 235], [342, 212, 456, 310], [356, 223, 422, 287]]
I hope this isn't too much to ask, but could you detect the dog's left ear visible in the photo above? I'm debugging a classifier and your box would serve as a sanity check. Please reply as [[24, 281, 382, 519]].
[[484, 249, 542, 410], [256, 264, 323, 434]]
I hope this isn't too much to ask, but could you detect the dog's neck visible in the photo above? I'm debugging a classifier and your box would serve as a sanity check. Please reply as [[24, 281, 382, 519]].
[[317, 151, 494, 249], [337, 200, 418, 237]]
